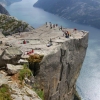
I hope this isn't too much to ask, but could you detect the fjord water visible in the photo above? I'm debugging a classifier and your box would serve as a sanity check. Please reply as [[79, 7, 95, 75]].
[[6, 0, 100, 100]]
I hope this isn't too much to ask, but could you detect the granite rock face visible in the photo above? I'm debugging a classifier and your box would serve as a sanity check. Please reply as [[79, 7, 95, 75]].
[[0, 47, 22, 67], [0, 23, 88, 100], [7, 64, 23, 75], [34, 31, 88, 100]]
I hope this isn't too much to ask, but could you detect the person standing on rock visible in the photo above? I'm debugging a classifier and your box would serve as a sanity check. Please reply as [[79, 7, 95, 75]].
[[65, 31, 69, 38]]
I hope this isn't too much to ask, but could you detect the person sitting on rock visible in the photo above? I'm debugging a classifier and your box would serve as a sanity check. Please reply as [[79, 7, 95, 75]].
[[46, 38, 52, 47]]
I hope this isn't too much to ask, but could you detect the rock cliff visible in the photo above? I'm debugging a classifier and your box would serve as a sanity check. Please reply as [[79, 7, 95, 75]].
[[34, 28, 88, 100], [34, 0, 100, 29], [0, 47, 22, 67], [0, 23, 88, 100], [9, 23, 88, 100], [0, 4, 9, 15]]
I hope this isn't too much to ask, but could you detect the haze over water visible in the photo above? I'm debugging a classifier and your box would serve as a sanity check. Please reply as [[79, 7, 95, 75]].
[[6, 0, 100, 100]]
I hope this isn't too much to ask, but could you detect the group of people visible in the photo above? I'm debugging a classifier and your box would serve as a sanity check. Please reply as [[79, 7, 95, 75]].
[[46, 22, 58, 29], [45, 22, 78, 47], [24, 49, 34, 55]]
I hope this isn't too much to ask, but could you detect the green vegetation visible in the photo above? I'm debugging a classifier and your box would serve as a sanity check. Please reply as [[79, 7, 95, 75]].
[[0, 84, 12, 100], [0, 14, 30, 36], [35, 89, 44, 100], [18, 64, 32, 81], [18, 64, 44, 99], [33, 84, 44, 100]]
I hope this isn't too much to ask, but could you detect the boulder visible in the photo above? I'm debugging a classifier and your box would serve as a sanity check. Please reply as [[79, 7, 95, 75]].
[[18, 59, 28, 65], [7, 64, 23, 75], [0, 47, 23, 68], [2, 47, 22, 60], [0, 73, 9, 86]]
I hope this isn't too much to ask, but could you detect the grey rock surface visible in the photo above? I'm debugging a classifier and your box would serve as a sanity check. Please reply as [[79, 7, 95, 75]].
[[10, 84, 41, 100], [0, 47, 22, 67], [2, 47, 22, 60], [7, 64, 23, 75], [32, 24, 89, 100], [0, 70, 41, 100], [0, 23, 88, 100], [0, 71, 9, 86]]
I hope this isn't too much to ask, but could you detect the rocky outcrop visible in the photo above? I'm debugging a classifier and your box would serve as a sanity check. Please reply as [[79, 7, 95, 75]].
[[0, 14, 34, 36], [7, 64, 23, 75], [0, 4, 9, 15], [0, 47, 22, 67], [0, 70, 41, 100], [34, 0, 100, 29], [33, 26, 88, 99], [10, 85, 41, 100], [0, 23, 88, 100]]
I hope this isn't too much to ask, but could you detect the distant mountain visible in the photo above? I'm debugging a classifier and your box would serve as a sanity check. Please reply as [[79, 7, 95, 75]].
[[34, 0, 100, 29], [0, 4, 9, 15], [0, 0, 21, 6]]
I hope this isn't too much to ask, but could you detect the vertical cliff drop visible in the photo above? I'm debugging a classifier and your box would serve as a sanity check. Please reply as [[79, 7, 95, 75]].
[[32, 24, 89, 100]]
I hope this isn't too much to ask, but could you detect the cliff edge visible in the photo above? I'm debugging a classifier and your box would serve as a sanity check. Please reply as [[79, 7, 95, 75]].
[[0, 23, 88, 100], [33, 24, 88, 100]]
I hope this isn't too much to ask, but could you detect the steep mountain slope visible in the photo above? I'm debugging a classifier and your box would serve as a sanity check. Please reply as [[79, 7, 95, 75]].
[[0, 4, 9, 15], [0, 14, 34, 35], [34, 0, 100, 29]]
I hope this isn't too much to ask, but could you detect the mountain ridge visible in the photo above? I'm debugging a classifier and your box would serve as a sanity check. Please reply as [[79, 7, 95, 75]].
[[34, 0, 100, 29]]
